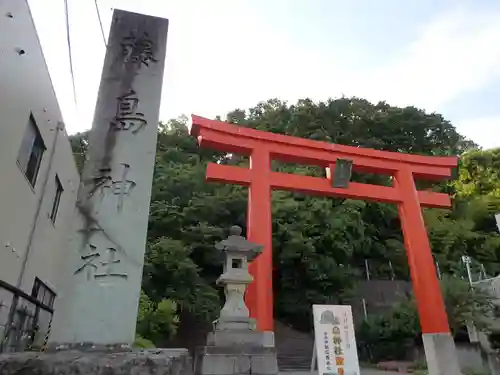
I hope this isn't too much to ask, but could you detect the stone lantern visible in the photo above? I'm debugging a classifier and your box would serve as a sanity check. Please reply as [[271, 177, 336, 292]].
[[214, 225, 263, 331], [196, 226, 278, 375]]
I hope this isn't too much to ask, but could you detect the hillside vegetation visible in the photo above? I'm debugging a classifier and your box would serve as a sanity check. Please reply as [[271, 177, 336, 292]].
[[70, 97, 500, 348]]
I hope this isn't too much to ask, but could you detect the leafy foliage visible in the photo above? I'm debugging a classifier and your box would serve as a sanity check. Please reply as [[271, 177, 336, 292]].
[[142, 237, 220, 321], [357, 275, 495, 362], [133, 335, 155, 349], [454, 148, 500, 199], [441, 275, 495, 332], [136, 290, 179, 344], [68, 131, 89, 173]]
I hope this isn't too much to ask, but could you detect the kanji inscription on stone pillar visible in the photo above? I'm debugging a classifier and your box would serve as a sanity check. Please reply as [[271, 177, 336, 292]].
[[75, 244, 128, 281], [111, 90, 147, 133]]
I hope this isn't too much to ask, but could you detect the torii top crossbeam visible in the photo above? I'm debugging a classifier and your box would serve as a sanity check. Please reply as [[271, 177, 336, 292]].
[[190, 115, 456, 208], [190, 114, 457, 335]]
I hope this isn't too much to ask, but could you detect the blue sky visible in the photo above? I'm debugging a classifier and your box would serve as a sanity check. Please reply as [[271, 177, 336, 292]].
[[28, 0, 500, 149]]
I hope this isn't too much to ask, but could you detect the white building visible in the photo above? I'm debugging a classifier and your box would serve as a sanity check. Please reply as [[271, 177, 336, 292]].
[[0, 0, 80, 351]]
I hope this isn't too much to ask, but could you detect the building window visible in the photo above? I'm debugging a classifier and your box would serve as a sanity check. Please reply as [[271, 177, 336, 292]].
[[50, 175, 63, 223], [31, 278, 56, 309], [17, 114, 46, 187]]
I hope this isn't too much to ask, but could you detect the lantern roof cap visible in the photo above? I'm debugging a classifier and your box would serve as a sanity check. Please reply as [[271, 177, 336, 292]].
[[215, 225, 263, 261]]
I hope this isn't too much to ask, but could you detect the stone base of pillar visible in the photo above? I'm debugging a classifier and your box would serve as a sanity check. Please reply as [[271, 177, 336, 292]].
[[196, 331, 278, 375], [422, 332, 463, 375], [0, 349, 193, 375]]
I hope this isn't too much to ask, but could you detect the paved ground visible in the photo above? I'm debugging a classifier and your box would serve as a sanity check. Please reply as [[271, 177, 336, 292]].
[[280, 370, 405, 375]]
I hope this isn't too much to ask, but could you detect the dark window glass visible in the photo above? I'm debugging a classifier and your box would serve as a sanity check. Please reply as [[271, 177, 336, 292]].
[[50, 176, 63, 223], [18, 114, 46, 187], [31, 278, 56, 309]]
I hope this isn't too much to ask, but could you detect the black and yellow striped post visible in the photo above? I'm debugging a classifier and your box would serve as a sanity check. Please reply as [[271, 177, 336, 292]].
[[40, 316, 53, 353]]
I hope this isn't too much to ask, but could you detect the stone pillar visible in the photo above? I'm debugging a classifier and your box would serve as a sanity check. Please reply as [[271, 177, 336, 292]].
[[49, 10, 168, 347]]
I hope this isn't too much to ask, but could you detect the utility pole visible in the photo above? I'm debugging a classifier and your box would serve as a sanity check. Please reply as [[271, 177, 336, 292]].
[[462, 255, 473, 286], [364, 259, 370, 281], [436, 259, 442, 280], [388, 260, 395, 280], [462, 255, 479, 345]]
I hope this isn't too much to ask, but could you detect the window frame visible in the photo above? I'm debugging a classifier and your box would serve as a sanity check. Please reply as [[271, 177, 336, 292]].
[[31, 277, 56, 309], [18, 113, 46, 188], [50, 175, 63, 223]]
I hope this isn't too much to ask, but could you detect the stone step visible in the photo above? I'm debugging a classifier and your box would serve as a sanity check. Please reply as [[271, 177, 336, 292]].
[[276, 349, 313, 356], [278, 358, 311, 361], [276, 342, 313, 347], [277, 355, 312, 372], [278, 365, 311, 371], [275, 320, 315, 372], [278, 366, 311, 371], [278, 359, 311, 365], [277, 349, 312, 353], [277, 354, 312, 358], [278, 364, 311, 368]]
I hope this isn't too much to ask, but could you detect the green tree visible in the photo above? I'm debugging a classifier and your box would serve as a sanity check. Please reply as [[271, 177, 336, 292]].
[[142, 237, 220, 321], [425, 148, 500, 277], [357, 275, 495, 362], [68, 131, 89, 173], [454, 148, 500, 199], [136, 290, 178, 345]]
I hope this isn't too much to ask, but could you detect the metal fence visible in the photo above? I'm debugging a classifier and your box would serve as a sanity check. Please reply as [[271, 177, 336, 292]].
[[0, 280, 53, 353], [351, 255, 500, 322], [359, 255, 498, 283]]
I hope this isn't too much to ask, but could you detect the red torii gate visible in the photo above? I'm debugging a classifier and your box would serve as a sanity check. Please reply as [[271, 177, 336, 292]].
[[190, 114, 457, 336]]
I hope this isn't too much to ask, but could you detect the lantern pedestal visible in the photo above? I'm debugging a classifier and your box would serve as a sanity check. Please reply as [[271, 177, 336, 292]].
[[195, 344, 278, 375], [206, 330, 274, 348], [214, 317, 256, 332]]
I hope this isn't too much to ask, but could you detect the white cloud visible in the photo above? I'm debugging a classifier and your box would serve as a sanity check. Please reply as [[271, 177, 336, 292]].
[[454, 116, 500, 150], [349, 6, 500, 113]]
